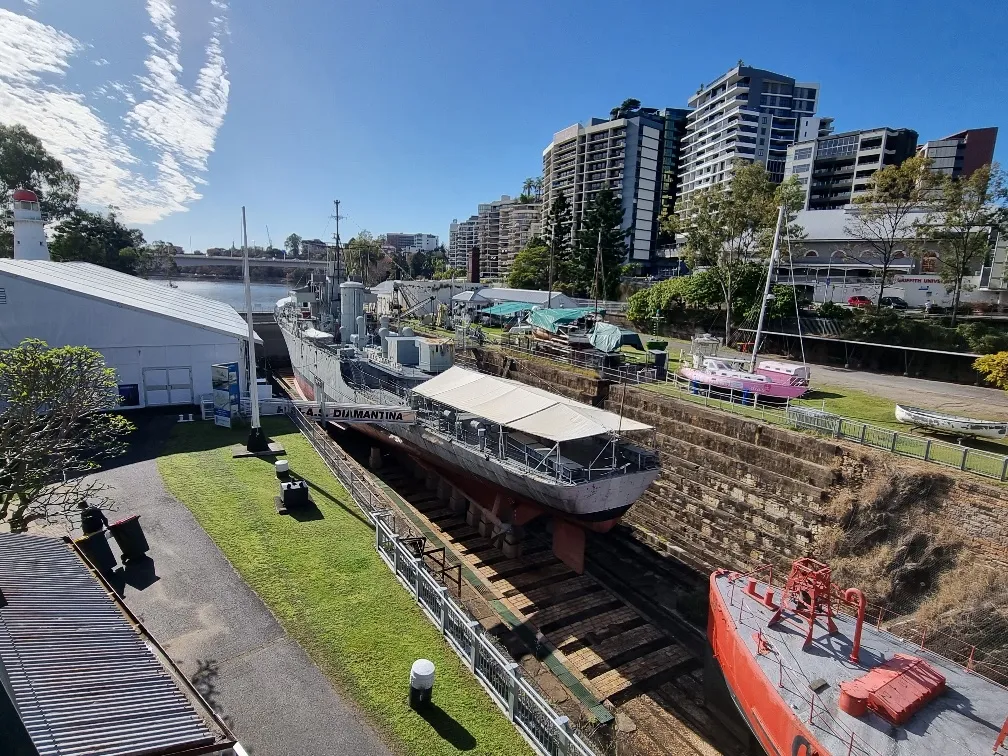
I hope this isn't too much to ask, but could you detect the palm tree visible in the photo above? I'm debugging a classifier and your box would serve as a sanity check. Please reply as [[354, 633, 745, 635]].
[[532, 176, 543, 200], [522, 177, 535, 198]]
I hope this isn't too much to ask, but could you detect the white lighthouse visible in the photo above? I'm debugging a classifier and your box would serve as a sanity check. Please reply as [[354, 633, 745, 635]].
[[11, 189, 49, 260]]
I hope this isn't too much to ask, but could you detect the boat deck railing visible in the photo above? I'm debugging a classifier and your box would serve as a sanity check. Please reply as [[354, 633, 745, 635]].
[[722, 566, 1008, 756], [413, 409, 657, 487], [341, 365, 658, 487]]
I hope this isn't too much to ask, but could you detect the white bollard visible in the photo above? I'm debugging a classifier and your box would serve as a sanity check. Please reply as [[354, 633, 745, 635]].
[[409, 659, 435, 709]]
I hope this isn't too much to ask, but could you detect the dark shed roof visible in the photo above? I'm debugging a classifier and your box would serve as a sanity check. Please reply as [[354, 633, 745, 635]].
[[0, 532, 232, 756]]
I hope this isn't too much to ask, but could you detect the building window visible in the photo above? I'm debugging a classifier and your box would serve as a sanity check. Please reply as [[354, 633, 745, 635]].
[[758, 138, 765, 145], [921, 252, 938, 273], [794, 146, 813, 161], [792, 163, 810, 174], [805, 251, 817, 258], [118, 384, 140, 407], [757, 149, 764, 157]]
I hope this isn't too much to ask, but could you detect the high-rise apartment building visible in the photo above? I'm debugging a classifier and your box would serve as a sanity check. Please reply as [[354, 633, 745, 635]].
[[657, 108, 692, 219], [784, 127, 919, 210], [918, 127, 998, 178], [499, 200, 542, 277], [448, 216, 478, 271], [476, 196, 511, 280], [385, 232, 439, 254], [677, 64, 820, 212], [541, 112, 663, 268], [450, 198, 541, 281]]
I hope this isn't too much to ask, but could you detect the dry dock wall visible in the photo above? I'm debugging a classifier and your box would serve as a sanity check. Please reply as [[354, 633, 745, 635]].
[[469, 347, 1008, 574]]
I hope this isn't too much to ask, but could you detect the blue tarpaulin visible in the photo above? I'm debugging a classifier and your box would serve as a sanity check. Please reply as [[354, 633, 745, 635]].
[[588, 322, 645, 353], [526, 307, 597, 334], [482, 301, 533, 317]]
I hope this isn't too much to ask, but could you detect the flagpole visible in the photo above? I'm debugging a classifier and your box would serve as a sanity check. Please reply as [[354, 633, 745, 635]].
[[243, 206, 269, 452]]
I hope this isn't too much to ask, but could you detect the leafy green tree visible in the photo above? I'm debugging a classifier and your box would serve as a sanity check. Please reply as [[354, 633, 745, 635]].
[[975, 351, 1008, 391], [284, 232, 302, 258], [345, 230, 383, 284], [1, 124, 80, 256], [609, 98, 641, 120], [0, 339, 133, 532], [844, 154, 931, 311], [656, 207, 678, 248], [542, 190, 572, 299], [574, 187, 627, 299], [408, 250, 432, 279], [920, 163, 1008, 325], [507, 238, 550, 290], [679, 163, 802, 343], [50, 208, 146, 274], [140, 240, 180, 279]]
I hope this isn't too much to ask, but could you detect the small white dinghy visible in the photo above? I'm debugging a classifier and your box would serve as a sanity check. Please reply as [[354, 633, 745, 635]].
[[894, 404, 1008, 439]]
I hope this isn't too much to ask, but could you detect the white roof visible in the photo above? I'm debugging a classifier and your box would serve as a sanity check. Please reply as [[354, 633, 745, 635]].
[[413, 366, 651, 442], [0, 259, 260, 343], [796, 209, 931, 242], [452, 289, 489, 302], [478, 287, 577, 307]]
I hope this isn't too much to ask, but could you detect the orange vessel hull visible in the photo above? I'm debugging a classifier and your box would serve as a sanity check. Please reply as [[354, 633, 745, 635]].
[[707, 573, 828, 756]]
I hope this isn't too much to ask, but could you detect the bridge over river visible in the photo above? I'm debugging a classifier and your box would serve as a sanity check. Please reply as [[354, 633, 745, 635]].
[[172, 255, 326, 270]]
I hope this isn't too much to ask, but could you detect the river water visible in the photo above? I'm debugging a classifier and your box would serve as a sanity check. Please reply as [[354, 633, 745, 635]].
[[154, 279, 291, 312]]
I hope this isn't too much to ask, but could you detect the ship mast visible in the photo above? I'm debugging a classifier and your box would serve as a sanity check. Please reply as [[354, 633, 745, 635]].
[[242, 206, 269, 452], [749, 204, 785, 373]]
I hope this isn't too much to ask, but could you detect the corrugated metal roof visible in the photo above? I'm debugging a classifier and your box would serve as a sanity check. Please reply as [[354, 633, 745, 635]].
[[0, 532, 223, 756], [0, 260, 260, 343]]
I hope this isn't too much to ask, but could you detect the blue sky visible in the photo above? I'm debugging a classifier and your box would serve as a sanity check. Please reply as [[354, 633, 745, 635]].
[[2, 0, 1006, 251]]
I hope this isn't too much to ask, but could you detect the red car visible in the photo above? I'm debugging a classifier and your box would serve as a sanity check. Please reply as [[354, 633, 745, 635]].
[[847, 295, 872, 308]]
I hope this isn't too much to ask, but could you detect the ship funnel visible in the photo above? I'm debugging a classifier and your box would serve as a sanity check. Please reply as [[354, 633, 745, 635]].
[[339, 281, 364, 344]]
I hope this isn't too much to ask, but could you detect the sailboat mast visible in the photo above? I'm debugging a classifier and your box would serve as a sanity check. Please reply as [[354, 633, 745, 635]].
[[242, 206, 262, 433], [749, 205, 785, 373], [593, 228, 602, 318]]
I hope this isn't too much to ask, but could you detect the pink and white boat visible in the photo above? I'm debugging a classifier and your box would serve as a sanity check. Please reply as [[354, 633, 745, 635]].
[[678, 205, 812, 401], [680, 357, 810, 399]]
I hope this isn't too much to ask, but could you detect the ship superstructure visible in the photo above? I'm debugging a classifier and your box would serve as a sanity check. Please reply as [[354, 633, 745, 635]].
[[275, 255, 659, 572]]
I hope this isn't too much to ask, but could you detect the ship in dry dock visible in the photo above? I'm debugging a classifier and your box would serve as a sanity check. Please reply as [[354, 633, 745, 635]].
[[275, 261, 659, 572]]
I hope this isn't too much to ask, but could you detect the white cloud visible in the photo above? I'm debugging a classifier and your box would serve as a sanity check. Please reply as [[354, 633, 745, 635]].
[[0, 4, 230, 225], [93, 57, 109, 66], [23, 0, 39, 10]]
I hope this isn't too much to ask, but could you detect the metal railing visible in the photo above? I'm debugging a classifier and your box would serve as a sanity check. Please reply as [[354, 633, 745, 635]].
[[413, 408, 657, 486], [451, 324, 1008, 481], [723, 567, 1008, 755], [648, 374, 1008, 482], [285, 407, 599, 756]]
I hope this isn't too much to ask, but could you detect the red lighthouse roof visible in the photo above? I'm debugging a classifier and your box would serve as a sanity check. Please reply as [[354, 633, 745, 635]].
[[12, 189, 38, 202]]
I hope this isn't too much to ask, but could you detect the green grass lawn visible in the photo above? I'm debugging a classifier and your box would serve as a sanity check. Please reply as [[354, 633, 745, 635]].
[[796, 384, 904, 430], [157, 417, 534, 756]]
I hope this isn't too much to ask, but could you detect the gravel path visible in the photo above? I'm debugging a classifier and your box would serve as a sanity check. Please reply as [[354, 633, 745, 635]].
[[89, 415, 394, 756]]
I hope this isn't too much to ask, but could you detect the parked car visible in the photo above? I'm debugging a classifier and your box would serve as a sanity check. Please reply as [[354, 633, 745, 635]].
[[847, 295, 873, 308], [880, 296, 909, 310]]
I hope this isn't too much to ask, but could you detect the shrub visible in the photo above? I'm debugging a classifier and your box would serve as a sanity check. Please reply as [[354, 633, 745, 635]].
[[975, 351, 1008, 390], [956, 322, 1008, 354]]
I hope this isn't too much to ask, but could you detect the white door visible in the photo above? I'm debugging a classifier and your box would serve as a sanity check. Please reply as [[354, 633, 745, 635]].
[[143, 366, 193, 406]]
